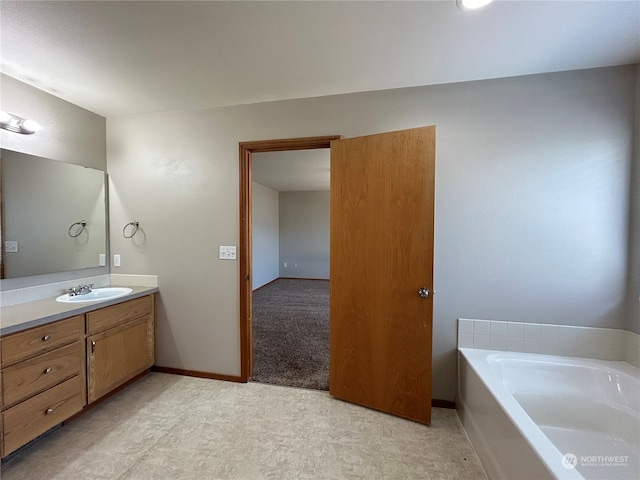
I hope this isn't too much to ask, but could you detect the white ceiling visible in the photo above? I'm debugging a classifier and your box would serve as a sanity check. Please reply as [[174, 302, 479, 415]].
[[1, 0, 638, 118], [253, 149, 330, 192]]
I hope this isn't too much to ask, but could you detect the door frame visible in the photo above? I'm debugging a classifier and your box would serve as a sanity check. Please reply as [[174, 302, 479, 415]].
[[238, 135, 340, 382]]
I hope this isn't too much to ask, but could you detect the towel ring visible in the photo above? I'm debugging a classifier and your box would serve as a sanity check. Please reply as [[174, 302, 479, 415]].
[[123, 221, 140, 239], [68, 221, 87, 238]]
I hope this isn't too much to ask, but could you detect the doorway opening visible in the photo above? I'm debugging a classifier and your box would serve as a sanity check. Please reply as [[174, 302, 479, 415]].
[[238, 136, 340, 386], [251, 150, 331, 390], [241, 127, 436, 424]]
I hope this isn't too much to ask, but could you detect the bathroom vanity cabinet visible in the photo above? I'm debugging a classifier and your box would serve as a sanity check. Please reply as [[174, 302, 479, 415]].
[[0, 293, 155, 458], [86, 295, 155, 403], [0, 315, 85, 457]]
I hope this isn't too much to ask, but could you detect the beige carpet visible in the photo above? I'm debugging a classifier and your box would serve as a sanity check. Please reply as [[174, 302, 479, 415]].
[[0, 373, 487, 480]]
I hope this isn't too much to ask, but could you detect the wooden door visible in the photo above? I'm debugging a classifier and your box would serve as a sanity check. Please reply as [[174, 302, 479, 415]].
[[330, 126, 435, 424]]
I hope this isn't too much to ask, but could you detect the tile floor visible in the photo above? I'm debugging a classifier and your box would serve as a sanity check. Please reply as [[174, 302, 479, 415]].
[[0, 373, 487, 480]]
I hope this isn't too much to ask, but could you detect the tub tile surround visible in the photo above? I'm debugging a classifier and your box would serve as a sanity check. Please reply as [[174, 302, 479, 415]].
[[458, 318, 640, 368], [0, 274, 158, 308]]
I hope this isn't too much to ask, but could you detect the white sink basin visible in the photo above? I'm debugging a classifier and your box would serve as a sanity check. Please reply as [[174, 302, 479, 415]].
[[56, 287, 133, 303]]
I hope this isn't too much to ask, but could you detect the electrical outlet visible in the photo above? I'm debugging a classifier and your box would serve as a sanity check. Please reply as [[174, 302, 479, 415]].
[[4, 241, 18, 253], [99, 253, 106, 266], [114, 254, 121, 267], [219, 246, 237, 260]]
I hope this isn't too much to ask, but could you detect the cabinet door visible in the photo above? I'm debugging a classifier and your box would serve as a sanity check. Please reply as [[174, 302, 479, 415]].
[[87, 315, 154, 404]]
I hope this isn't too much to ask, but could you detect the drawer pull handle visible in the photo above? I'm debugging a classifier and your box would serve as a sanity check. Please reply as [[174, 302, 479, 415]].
[[45, 408, 54, 415], [91, 340, 96, 354], [42, 335, 51, 342], [44, 367, 53, 374]]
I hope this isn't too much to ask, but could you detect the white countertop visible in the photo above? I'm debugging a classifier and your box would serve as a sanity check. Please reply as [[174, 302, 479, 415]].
[[0, 286, 159, 336]]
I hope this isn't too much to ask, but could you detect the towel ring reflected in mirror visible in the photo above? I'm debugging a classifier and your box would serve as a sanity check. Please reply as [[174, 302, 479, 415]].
[[123, 221, 140, 239], [68, 220, 87, 238]]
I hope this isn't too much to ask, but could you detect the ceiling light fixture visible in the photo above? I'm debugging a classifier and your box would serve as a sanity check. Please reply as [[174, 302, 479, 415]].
[[456, 0, 494, 11], [0, 110, 41, 134]]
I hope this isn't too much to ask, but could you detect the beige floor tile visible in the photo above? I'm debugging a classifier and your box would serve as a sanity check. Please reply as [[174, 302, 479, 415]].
[[0, 373, 487, 480]]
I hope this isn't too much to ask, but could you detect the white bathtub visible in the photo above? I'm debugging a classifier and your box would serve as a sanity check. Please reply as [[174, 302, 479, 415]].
[[457, 348, 639, 480]]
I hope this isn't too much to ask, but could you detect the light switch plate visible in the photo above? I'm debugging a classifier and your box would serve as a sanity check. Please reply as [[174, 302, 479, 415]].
[[4, 241, 18, 253], [219, 246, 237, 260], [114, 254, 121, 267]]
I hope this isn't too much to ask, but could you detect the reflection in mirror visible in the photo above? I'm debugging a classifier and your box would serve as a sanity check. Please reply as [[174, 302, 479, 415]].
[[0, 149, 107, 279]]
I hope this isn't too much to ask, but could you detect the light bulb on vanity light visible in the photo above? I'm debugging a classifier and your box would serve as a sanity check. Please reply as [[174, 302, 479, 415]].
[[0, 110, 41, 135], [21, 118, 41, 134], [456, 0, 494, 11], [0, 110, 11, 124]]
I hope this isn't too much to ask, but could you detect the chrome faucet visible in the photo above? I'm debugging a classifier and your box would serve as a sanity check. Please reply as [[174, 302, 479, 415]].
[[68, 283, 94, 296]]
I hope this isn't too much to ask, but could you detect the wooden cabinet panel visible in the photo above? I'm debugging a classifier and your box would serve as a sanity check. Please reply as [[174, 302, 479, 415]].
[[87, 315, 154, 403], [86, 296, 152, 335], [1, 316, 84, 366], [1, 293, 155, 457], [2, 342, 83, 408], [2, 375, 83, 456]]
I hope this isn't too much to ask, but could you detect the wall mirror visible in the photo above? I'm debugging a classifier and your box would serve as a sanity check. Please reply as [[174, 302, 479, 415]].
[[0, 149, 107, 279]]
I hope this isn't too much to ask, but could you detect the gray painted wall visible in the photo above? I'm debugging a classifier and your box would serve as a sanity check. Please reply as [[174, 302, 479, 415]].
[[107, 65, 637, 401], [0, 74, 108, 290], [252, 181, 279, 290], [627, 68, 640, 334], [279, 191, 330, 280], [0, 74, 106, 169]]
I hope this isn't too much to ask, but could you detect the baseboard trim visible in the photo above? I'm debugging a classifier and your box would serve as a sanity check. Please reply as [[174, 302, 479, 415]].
[[152, 366, 245, 383], [432, 398, 456, 409], [278, 277, 330, 282], [152, 368, 451, 407], [251, 277, 280, 293], [252, 277, 330, 293]]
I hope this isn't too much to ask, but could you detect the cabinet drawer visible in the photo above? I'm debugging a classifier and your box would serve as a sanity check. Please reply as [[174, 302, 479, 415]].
[[2, 342, 83, 408], [2, 375, 83, 456], [1, 316, 84, 366], [87, 295, 153, 335]]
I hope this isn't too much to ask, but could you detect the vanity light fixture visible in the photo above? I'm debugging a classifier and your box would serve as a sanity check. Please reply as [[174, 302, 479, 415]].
[[456, 0, 494, 11], [0, 110, 41, 134]]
